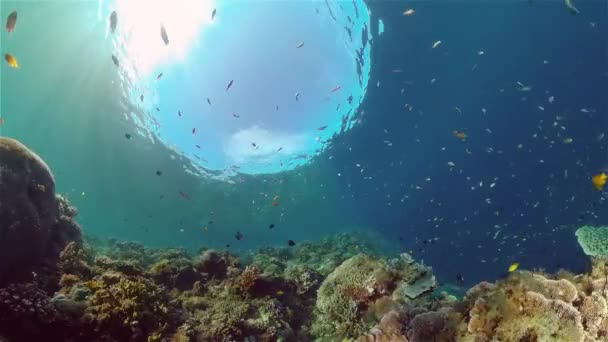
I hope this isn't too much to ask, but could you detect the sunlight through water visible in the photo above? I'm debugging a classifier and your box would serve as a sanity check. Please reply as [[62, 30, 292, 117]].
[[105, 0, 372, 177]]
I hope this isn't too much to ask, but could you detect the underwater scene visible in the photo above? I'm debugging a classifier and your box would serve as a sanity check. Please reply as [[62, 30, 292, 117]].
[[1, 0, 608, 340]]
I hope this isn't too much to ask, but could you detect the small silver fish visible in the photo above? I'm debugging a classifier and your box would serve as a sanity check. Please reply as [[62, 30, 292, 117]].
[[160, 24, 169, 45], [111, 54, 119, 67], [109, 11, 117, 33]]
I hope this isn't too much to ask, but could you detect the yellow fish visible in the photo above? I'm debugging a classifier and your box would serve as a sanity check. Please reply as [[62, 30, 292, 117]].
[[508, 262, 519, 272], [276, 290, 284, 296], [592, 172, 607, 191], [4, 53, 18, 68]]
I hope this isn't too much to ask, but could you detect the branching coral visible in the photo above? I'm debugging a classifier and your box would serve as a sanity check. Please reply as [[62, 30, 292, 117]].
[[237, 265, 261, 295], [82, 274, 175, 341]]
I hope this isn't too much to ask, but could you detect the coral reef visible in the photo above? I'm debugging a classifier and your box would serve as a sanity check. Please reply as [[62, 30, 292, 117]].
[[0, 137, 81, 287], [311, 253, 436, 340], [576, 225, 608, 257], [3, 143, 608, 342]]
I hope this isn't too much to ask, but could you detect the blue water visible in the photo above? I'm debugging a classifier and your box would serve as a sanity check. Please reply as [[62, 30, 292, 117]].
[[1, 0, 607, 289]]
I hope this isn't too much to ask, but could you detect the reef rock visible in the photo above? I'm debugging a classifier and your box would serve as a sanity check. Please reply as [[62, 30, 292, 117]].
[[0, 137, 81, 286]]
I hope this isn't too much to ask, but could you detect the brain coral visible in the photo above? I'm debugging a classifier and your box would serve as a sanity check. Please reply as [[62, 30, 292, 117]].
[[575, 225, 608, 258]]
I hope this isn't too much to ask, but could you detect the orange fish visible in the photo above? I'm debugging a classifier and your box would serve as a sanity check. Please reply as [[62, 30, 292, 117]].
[[5, 54, 18, 68], [453, 130, 467, 141], [272, 201, 279, 207], [592, 172, 607, 191]]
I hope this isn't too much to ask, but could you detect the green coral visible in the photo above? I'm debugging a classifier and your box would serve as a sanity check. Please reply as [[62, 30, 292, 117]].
[[575, 225, 608, 257]]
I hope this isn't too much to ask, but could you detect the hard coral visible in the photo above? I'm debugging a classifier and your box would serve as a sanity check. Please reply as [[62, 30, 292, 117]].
[[455, 272, 587, 342], [312, 254, 394, 340], [312, 252, 434, 341], [195, 249, 232, 278], [237, 265, 261, 295], [83, 274, 175, 341], [59, 241, 91, 278], [149, 257, 201, 291], [0, 138, 81, 286], [0, 283, 75, 340]]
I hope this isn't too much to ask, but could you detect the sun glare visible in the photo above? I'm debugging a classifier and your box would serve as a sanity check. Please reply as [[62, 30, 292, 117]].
[[114, 0, 214, 74]]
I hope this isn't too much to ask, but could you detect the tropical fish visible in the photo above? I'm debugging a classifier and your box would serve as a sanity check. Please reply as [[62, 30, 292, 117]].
[[296, 42, 305, 48], [160, 24, 169, 45], [232, 112, 240, 118], [272, 201, 279, 207], [211, 9, 217, 20], [276, 290, 284, 296], [178, 191, 190, 200], [192, 127, 196, 135], [235, 231, 243, 240], [592, 173, 607, 191], [178, 110, 182, 117], [156, 72, 163, 80], [403, 9, 415, 16], [226, 79, 234, 91], [206, 98, 212, 105], [331, 85, 341, 93], [508, 262, 519, 272], [109, 11, 117, 33], [0, 118, 4, 125], [111, 54, 119, 67], [432, 40, 442, 49], [140, 95, 144, 102], [6, 11, 17, 33], [4, 54, 18, 68], [564, 0, 579, 14], [287, 240, 296, 246], [453, 130, 467, 141]]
